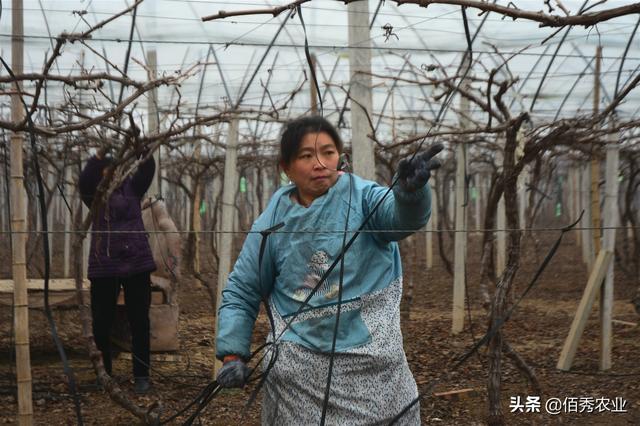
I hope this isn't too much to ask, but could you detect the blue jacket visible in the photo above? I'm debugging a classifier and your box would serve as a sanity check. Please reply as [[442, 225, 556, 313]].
[[79, 155, 157, 279], [216, 173, 431, 359]]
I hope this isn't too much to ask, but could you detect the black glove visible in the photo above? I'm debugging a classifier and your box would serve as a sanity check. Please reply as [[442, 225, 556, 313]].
[[216, 358, 250, 388], [397, 143, 444, 192]]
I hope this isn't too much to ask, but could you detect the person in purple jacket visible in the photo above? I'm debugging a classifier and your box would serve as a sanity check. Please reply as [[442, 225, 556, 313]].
[[79, 148, 156, 394]]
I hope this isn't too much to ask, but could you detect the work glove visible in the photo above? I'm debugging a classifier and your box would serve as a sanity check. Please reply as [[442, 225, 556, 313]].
[[397, 143, 444, 192], [216, 357, 250, 388]]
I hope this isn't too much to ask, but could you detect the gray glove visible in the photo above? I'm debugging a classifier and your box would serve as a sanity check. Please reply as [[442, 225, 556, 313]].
[[216, 358, 250, 388], [397, 143, 444, 192]]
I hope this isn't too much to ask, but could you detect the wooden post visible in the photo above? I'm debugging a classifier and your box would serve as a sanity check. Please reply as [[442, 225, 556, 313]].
[[348, 0, 375, 180], [192, 143, 202, 275], [557, 250, 613, 371], [495, 140, 506, 276], [590, 163, 601, 254], [401, 235, 416, 321], [452, 142, 468, 334], [600, 143, 619, 370], [590, 45, 602, 255], [448, 179, 455, 223], [261, 167, 271, 213], [147, 49, 160, 197], [81, 179, 89, 280], [233, 191, 239, 234], [160, 155, 167, 205], [10, 0, 34, 422], [183, 175, 191, 232], [425, 179, 436, 269], [452, 61, 470, 334], [518, 170, 527, 231], [212, 174, 222, 251], [78, 51, 89, 279], [63, 166, 72, 277], [581, 163, 594, 266], [479, 174, 487, 232], [251, 168, 260, 221], [516, 130, 526, 232], [496, 195, 506, 276], [572, 167, 582, 247], [474, 174, 482, 231], [46, 168, 55, 264], [214, 118, 240, 375], [55, 163, 63, 229]]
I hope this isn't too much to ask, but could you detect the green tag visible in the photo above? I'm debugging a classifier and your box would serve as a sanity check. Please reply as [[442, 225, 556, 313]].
[[470, 187, 478, 200], [199, 200, 207, 215], [555, 202, 562, 217], [240, 176, 247, 193]]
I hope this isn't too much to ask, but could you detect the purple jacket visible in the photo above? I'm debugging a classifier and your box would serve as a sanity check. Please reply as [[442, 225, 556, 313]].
[[79, 155, 157, 279]]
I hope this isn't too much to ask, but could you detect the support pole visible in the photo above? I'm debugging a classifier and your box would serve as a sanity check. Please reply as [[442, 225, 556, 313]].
[[80, 156, 89, 279], [581, 162, 594, 266], [452, 61, 470, 333], [147, 49, 160, 196], [590, 46, 603, 256], [348, 0, 375, 180], [63, 166, 72, 277], [572, 167, 581, 247], [212, 174, 222, 251], [518, 171, 527, 232], [496, 195, 506, 276], [251, 168, 260, 221], [474, 174, 482, 231], [425, 179, 436, 269], [183, 175, 191, 232], [192, 143, 202, 275], [46, 169, 55, 259], [10, 0, 33, 422], [591, 161, 600, 253], [495, 138, 506, 276], [214, 118, 239, 375], [261, 167, 271, 213], [79, 51, 89, 279], [557, 250, 613, 371], [600, 143, 619, 370], [448, 179, 455, 223], [452, 142, 468, 334], [479, 174, 487, 230], [517, 130, 527, 233]]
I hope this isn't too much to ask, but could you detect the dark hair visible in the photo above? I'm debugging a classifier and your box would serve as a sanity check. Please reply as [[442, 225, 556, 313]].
[[279, 115, 343, 166]]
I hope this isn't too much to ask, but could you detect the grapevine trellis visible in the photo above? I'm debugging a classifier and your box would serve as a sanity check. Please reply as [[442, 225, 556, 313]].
[[0, 0, 639, 424]]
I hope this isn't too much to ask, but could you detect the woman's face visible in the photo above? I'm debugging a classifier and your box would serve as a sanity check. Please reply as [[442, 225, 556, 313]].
[[283, 131, 340, 206]]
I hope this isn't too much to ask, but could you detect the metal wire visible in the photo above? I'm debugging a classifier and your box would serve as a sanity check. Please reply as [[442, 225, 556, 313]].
[[0, 225, 636, 235]]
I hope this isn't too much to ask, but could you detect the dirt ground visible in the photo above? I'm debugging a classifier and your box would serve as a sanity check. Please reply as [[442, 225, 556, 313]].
[[0, 224, 639, 425]]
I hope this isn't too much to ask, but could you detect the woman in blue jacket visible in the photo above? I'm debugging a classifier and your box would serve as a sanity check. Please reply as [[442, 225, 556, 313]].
[[79, 149, 156, 394], [215, 116, 440, 424]]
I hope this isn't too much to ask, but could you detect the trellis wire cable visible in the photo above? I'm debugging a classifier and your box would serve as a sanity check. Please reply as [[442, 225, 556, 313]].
[[2, 225, 636, 235]]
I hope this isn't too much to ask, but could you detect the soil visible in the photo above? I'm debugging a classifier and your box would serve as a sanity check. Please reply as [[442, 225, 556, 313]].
[[0, 220, 639, 425]]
